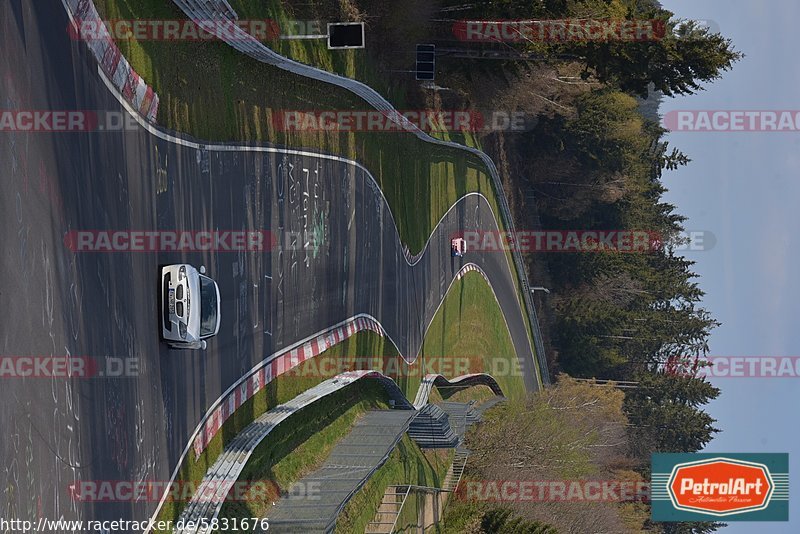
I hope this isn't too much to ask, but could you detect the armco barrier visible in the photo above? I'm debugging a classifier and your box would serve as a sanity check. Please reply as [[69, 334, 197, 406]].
[[176, 370, 413, 534], [413, 373, 504, 409], [65, 0, 159, 121], [172, 0, 549, 385]]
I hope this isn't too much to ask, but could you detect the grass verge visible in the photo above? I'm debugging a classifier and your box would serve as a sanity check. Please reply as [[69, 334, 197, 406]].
[[229, 0, 389, 96], [419, 272, 527, 400], [439, 497, 485, 534], [334, 436, 451, 533]]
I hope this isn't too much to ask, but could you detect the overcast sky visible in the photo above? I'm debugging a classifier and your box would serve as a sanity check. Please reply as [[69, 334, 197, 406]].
[[659, 1, 799, 531]]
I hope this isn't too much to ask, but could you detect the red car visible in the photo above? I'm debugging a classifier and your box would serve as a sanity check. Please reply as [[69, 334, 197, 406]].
[[451, 237, 466, 257]]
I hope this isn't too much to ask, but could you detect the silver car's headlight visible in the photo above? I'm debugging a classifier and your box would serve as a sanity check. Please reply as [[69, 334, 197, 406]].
[[179, 266, 186, 280], [179, 322, 187, 339]]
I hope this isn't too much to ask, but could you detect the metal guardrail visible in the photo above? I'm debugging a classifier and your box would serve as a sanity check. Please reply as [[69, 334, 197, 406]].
[[366, 485, 410, 534], [175, 371, 412, 534], [171, 0, 550, 387], [383, 484, 450, 534], [413, 373, 504, 408]]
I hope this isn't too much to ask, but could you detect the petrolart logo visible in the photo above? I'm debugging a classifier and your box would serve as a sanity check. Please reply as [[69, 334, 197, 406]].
[[651, 453, 789, 522]]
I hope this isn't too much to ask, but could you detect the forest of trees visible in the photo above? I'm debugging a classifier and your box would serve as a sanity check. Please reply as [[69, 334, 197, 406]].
[[431, 0, 741, 531], [452, 377, 646, 532]]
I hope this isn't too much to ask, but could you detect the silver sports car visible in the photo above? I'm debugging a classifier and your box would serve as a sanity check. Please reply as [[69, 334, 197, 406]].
[[161, 264, 221, 349]]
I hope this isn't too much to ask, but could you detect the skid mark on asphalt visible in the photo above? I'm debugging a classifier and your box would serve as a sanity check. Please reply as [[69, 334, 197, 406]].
[[134, 395, 157, 482], [115, 172, 132, 213], [48, 374, 82, 520], [341, 170, 353, 308], [4, 420, 21, 519], [105, 388, 129, 471], [95, 267, 107, 308], [155, 145, 168, 194], [68, 280, 81, 341], [38, 161, 65, 225], [11, 135, 32, 282], [197, 146, 210, 175], [237, 279, 248, 339], [2, 59, 86, 519], [41, 240, 56, 352], [16, 194, 29, 275], [6, 375, 84, 524]]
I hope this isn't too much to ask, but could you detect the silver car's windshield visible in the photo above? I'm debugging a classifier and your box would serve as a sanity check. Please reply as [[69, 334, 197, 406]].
[[199, 275, 218, 337]]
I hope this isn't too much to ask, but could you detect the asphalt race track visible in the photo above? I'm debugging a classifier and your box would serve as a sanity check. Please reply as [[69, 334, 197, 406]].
[[0, 0, 540, 528]]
